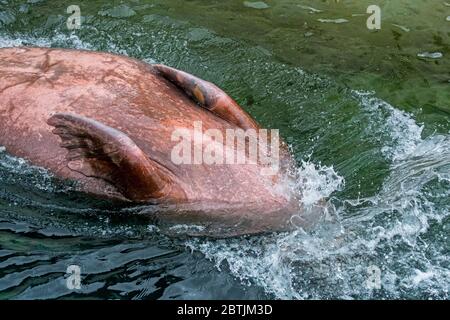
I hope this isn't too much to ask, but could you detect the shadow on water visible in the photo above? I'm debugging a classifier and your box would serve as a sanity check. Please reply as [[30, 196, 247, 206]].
[[0, 0, 449, 299]]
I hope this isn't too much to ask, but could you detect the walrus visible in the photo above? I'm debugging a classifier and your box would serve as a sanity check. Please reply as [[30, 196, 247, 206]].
[[0, 47, 314, 237]]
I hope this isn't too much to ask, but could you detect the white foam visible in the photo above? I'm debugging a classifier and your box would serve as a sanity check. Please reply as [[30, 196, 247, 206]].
[[292, 160, 344, 207], [353, 90, 423, 162], [1, 31, 448, 299], [187, 93, 450, 299], [412, 269, 435, 285], [0, 151, 63, 192], [186, 160, 345, 299], [0, 32, 94, 50]]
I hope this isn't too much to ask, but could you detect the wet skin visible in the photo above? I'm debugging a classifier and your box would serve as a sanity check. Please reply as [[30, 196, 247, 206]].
[[0, 47, 303, 236]]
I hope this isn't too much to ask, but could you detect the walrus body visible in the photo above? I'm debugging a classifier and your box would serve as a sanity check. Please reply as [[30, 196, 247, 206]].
[[0, 47, 302, 236]]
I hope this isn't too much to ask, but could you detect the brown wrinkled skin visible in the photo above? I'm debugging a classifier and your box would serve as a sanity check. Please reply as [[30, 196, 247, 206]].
[[0, 47, 303, 236]]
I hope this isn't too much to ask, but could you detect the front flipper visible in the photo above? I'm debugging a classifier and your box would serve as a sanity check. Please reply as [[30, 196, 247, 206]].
[[153, 64, 259, 130], [47, 113, 182, 202]]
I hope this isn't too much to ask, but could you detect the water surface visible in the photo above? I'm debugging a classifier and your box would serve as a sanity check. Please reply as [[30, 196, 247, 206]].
[[0, 0, 449, 299]]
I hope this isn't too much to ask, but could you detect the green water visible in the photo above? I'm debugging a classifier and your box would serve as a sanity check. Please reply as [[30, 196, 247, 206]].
[[0, 0, 449, 299]]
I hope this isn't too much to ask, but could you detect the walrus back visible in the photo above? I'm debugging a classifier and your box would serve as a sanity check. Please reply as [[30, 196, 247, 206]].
[[0, 47, 292, 206]]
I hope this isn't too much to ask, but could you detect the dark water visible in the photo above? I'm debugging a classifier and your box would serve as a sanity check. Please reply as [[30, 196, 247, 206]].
[[0, 0, 449, 299]]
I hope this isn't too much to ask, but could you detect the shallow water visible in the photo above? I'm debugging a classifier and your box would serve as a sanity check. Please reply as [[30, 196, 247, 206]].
[[0, 0, 449, 299]]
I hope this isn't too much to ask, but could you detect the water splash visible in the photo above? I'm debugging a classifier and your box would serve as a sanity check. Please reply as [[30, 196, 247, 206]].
[[0, 32, 94, 51], [352, 90, 423, 162], [186, 159, 345, 299], [292, 160, 344, 207], [0, 26, 448, 299], [187, 95, 450, 299]]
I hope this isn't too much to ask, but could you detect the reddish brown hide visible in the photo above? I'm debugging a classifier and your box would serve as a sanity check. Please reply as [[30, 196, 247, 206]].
[[0, 47, 301, 235]]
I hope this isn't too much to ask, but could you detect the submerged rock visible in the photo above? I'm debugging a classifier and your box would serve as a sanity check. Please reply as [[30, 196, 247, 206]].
[[133, 4, 154, 12], [0, 11, 15, 25], [243, 1, 270, 9], [19, 4, 29, 13], [187, 28, 214, 42], [98, 4, 136, 18], [44, 15, 65, 28], [417, 52, 443, 59]]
